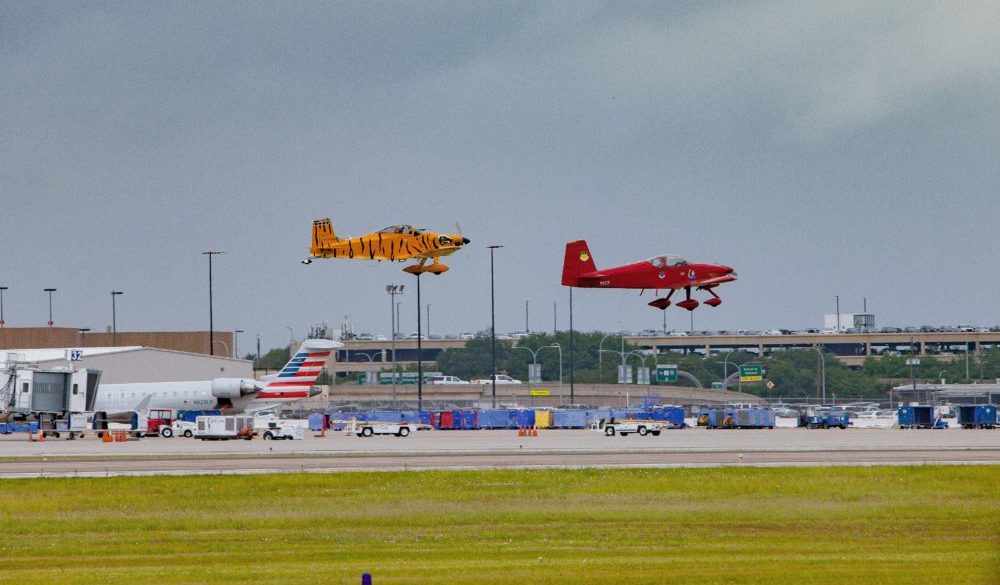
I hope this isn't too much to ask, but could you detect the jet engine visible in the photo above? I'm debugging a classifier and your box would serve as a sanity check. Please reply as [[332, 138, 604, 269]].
[[211, 378, 262, 399]]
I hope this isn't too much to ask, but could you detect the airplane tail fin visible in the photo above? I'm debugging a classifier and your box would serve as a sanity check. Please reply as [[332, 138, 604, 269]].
[[562, 240, 597, 286], [256, 339, 341, 401], [311, 218, 337, 249]]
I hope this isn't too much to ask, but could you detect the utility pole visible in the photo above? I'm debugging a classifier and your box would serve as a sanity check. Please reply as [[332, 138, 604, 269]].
[[386, 285, 404, 407], [202, 250, 224, 355], [111, 290, 123, 346]]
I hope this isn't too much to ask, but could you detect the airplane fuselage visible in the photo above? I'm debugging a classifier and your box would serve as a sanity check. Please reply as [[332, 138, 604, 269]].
[[575, 261, 736, 290]]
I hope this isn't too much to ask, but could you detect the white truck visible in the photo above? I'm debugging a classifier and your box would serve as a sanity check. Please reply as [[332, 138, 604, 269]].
[[472, 374, 522, 385], [349, 419, 418, 437], [258, 420, 305, 440], [427, 375, 470, 385], [600, 419, 664, 437]]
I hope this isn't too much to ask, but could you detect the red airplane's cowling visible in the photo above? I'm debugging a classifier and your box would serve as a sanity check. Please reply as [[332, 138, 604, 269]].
[[561, 239, 736, 311]]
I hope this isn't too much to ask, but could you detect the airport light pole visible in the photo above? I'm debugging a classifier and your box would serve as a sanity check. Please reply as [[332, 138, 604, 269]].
[[412, 272, 424, 413], [525, 300, 529, 334], [78, 327, 90, 347], [0, 286, 7, 327], [386, 285, 404, 407], [546, 343, 563, 401], [598, 333, 622, 383], [202, 250, 224, 355], [426, 304, 431, 339], [812, 345, 826, 404], [43, 288, 56, 327], [234, 329, 243, 359], [111, 290, 123, 346], [285, 326, 294, 344], [488, 245, 503, 408]]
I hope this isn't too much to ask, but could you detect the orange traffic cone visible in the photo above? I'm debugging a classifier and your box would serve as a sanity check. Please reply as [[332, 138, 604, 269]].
[[102, 431, 112, 443], [517, 426, 525, 437], [39, 430, 45, 443]]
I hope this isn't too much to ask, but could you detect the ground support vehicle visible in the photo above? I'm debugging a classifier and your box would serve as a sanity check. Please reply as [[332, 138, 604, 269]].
[[131, 408, 175, 437], [170, 420, 197, 437], [599, 419, 664, 437], [957, 405, 997, 429], [194, 415, 255, 440], [348, 419, 423, 437], [259, 420, 305, 440]]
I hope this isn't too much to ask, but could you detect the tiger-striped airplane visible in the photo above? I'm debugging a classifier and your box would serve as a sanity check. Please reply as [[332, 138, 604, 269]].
[[302, 218, 470, 274]]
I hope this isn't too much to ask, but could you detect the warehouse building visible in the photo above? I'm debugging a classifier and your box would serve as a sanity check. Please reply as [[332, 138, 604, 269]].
[[1, 346, 252, 384]]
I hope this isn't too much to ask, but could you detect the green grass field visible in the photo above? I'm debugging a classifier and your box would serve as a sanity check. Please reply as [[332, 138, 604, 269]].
[[1, 466, 998, 584]]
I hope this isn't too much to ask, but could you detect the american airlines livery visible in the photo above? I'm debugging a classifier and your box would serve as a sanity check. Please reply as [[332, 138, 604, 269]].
[[95, 339, 340, 414]]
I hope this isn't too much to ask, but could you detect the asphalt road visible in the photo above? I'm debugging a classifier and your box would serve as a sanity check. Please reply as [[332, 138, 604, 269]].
[[2, 427, 998, 478]]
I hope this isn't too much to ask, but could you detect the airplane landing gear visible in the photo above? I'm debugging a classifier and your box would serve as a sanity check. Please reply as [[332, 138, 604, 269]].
[[702, 286, 722, 307], [676, 286, 700, 311], [648, 289, 675, 310]]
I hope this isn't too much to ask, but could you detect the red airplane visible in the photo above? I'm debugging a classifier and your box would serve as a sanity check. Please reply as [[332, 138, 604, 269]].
[[561, 240, 737, 311]]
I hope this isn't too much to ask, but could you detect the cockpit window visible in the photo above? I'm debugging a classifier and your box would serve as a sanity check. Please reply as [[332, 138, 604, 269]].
[[665, 255, 687, 267], [649, 257, 665, 268], [377, 225, 414, 235]]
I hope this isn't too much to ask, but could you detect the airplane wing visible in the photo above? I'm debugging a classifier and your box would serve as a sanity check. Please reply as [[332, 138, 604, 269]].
[[694, 274, 738, 287], [417, 245, 463, 259]]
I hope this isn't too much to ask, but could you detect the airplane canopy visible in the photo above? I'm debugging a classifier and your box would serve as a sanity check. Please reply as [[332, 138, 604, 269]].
[[649, 255, 687, 268], [377, 225, 420, 235]]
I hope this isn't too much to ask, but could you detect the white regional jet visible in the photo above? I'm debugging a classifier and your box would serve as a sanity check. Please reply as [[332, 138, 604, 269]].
[[94, 339, 340, 414]]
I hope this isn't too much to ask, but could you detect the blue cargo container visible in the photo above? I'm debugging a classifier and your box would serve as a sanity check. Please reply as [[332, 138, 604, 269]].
[[508, 409, 535, 428], [477, 409, 507, 429], [957, 405, 997, 429], [177, 409, 222, 423], [805, 413, 851, 429], [369, 410, 408, 422], [645, 406, 686, 428], [466, 410, 480, 429], [552, 410, 587, 429], [897, 405, 946, 429], [308, 412, 329, 431]]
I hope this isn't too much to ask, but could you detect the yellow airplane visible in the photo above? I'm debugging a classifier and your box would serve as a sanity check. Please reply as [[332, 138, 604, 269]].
[[302, 218, 470, 274]]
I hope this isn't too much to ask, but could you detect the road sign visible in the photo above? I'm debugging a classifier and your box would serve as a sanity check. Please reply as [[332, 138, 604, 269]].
[[655, 364, 678, 383], [617, 365, 633, 384], [528, 363, 542, 384], [905, 358, 921, 366], [739, 363, 763, 383], [637, 367, 650, 385], [529, 389, 550, 397], [711, 381, 724, 389], [765, 380, 775, 390]]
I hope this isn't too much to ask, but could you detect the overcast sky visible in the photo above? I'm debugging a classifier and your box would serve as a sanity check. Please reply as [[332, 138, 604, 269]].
[[2, 1, 998, 351]]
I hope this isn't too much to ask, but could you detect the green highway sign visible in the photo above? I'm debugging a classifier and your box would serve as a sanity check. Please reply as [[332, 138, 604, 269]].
[[655, 364, 678, 383], [739, 363, 764, 383]]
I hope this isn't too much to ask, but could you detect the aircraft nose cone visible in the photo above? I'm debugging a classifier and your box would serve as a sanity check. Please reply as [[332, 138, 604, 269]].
[[462, 237, 470, 244]]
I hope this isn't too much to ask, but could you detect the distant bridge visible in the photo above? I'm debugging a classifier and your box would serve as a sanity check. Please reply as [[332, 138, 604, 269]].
[[333, 331, 1000, 371]]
